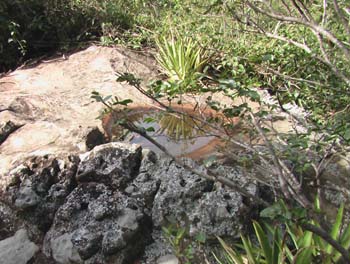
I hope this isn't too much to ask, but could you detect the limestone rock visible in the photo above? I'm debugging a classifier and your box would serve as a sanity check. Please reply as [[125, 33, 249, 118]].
[[0, 229, 39, 264], [151, 159, 257, 238], [0, 143, 262, 264], [318, 153, 350, 216], [76, 142, 142, 188], [0, 44, 296, 264], [157, 254, 179, 264], [50, 233, 82, 264], [0, 202, 22, 240], [3, 155, 79, 233], [0, 45, 157, 178], [43, 183, 152, 264], [14, 179, 41, 209]]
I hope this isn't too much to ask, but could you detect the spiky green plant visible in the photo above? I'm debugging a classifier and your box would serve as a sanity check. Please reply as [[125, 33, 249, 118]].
[[155, 32, 208, 84], [214, 203, 350, 264]]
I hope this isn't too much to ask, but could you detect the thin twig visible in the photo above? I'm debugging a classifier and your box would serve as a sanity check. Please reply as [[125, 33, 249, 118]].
[[258, 66, 327, 87], [249, 112, 312, 209], [322, 0, 327, 26], [247, 2, 350, 59], [333, 0, 350, 38]]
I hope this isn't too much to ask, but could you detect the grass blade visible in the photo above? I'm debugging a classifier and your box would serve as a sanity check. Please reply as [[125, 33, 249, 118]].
[[253, 220, 272, 263]]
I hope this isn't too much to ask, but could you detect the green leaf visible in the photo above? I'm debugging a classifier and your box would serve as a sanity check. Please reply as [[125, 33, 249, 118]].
[[253, 221, 272, 263], [286, 224, 299, 249], [326, 204, 344, 254], [175, 228, 186, 245], [340, 224, 350, 249], [203, 156, 217, 168], [260, 206, 279, 219], [118, 99, 133, 106], [223, 107, 242, 117], [103, 95, 112, 101], [246, 90, 260, 102], [298, 230, 313, 249], [271, 227, 282, 264], [343, 129, 350, 141], [293, 247, 313, 264], [241, 235, 257, 264], [162, 226, 171, 236], [260, 201, 284, 220], [334, 223, 350, 261], [195, 232, 206, 244], [91, 95, 102, 102], [262, 54, 274, 61], [144, 117, 156, 123], [216, 237, 244, 264], [314, 195, 321, 212], [219, 79, 238, 88]]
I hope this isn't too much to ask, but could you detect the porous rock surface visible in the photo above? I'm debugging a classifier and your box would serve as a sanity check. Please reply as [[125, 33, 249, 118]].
[[0, 142, 259, 263]]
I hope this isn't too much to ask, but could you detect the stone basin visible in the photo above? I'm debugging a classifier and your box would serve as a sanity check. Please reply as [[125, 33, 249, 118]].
[[102, 104, 240, 159]]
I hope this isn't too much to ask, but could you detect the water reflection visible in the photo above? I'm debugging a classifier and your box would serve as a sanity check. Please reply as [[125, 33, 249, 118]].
[[108, 106, 222, 158]]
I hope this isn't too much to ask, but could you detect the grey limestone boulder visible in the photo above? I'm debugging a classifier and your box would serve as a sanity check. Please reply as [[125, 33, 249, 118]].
[[151, 158, 257, 238], [0, 229, 39, 264], [43, 182, 152, 264], [0, 142, 261, 264], [50, 233, 82, 264], [4, 155, 79, 233], [76, 142, 142, 188]]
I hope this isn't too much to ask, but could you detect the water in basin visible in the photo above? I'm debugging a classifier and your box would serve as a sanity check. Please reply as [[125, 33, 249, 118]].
[[107, 106, 224, 158]]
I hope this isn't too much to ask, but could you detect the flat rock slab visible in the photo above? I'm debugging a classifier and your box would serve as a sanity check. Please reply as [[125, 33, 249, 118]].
[[0, 46, 157, 177], [0, 229, 39, 264]]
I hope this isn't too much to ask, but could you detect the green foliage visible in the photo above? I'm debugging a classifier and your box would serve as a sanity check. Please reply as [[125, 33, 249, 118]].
[[162, 223, 207, 264], [154, 31, 208, 94], [90, 90, 133, 123], [215, 201, 350, 264], [0, 0, 148, 71], [156, 31, 207, 82], [7, 22, 26, 56]]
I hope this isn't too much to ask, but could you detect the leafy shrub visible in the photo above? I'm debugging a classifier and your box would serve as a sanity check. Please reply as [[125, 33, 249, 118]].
[[0, 0, 142, 71]]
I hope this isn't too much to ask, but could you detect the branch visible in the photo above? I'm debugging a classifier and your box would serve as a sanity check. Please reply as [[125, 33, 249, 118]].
[[121, 119, 270, 207], [301, 222, 350, 263], [321, 0, 327, 26], [249, 112, 312, 209], [99, 86, 270, 207], [333, 0, 350, 38], [228, 2, 350, 85], [264, 32, 312, 53], [259, 66, 327, 87], [246, 1, 350, 60], [260, 32, 350, 85], [290, 0, 311, 21]]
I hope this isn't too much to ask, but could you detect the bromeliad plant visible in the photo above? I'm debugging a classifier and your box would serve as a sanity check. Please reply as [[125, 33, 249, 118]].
[[214, 200, 350, 264], [155, 31, 208, 92]]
